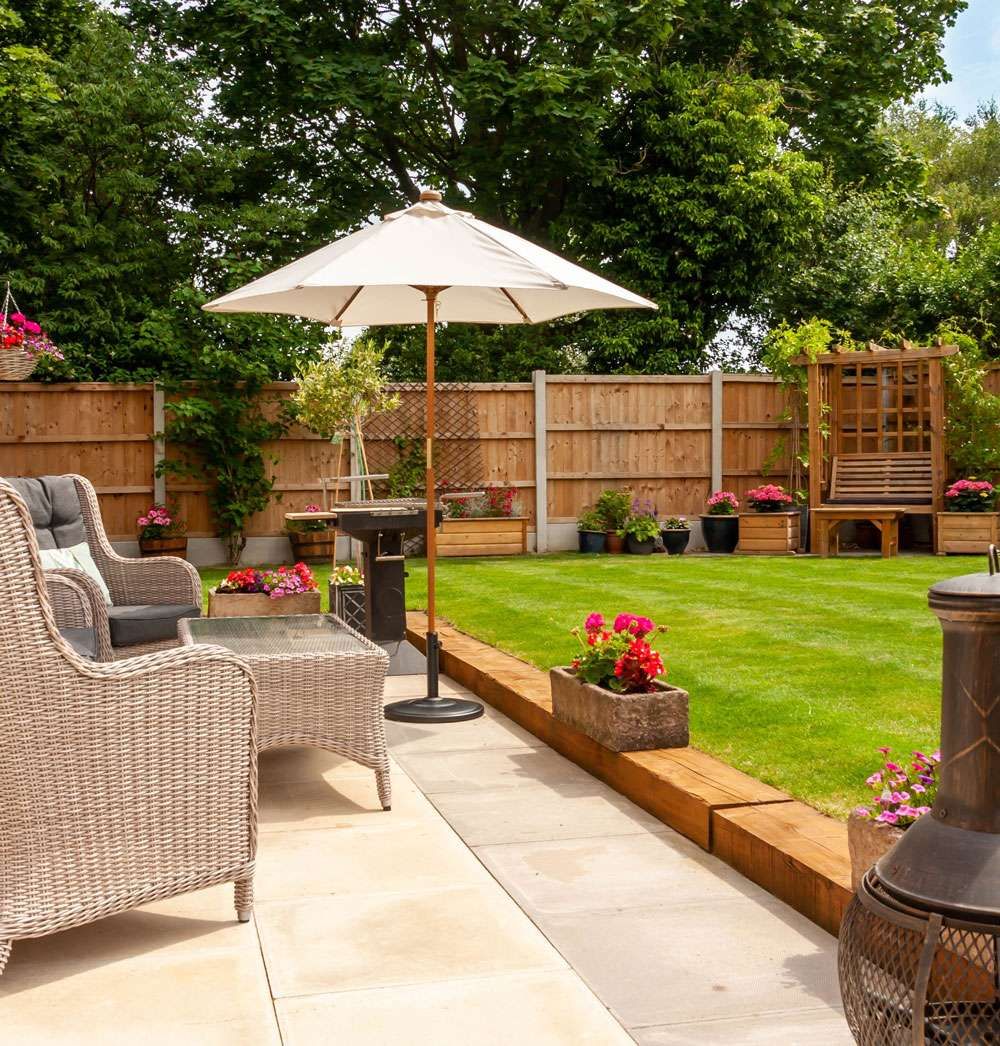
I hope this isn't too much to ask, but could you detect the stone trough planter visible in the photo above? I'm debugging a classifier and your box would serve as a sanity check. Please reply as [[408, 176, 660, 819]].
[[550, 666, 688, 752], [208, 590, 322, 618], [847, 811, 904, 890]]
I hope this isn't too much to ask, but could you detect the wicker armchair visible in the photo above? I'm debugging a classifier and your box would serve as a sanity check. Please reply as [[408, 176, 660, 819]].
[[0, 479, 258, 976], [4, 474, 202, 658]]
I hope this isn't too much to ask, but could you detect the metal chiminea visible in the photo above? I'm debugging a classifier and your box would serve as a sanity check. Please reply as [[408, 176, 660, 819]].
[[838, 549, 1000, 1044]]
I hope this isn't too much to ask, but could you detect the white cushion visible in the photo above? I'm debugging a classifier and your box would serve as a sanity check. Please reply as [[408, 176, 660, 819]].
[[39, 547, 77, 571], [64, 542, 113, 606]]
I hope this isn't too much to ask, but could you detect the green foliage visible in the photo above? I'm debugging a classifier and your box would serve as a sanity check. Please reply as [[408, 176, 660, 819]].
[[157, 344, 314, 564], [619, 514, 661, 543], [939, 326, 1000, 480], [594, 489, 632, 531], [292, 339, 400, 440], [386, 436, 426, 499], [128, 0, 961, 378], [577, 507, 605, 532], [662, 516, 690, 531]]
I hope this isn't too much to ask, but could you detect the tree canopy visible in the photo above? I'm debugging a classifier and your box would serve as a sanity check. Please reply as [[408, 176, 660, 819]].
[[0, 0, 981, 381]]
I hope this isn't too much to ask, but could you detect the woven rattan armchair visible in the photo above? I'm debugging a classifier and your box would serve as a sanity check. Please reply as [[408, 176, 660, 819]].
[[0, 479, 258, 976], [4, 474, 203, 658]]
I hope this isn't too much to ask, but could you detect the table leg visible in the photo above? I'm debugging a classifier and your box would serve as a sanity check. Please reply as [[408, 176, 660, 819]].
[[817, 518, 829, 557], [880, 519, 892, 558]]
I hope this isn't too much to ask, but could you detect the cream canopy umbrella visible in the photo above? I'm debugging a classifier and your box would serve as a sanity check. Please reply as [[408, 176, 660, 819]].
[[205, 190, 656, 722]]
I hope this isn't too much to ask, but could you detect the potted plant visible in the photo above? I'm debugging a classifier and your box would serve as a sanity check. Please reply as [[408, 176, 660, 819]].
[[595, 488, 631, 553], [438, 485, 528, 556], [577, 507, 607, 553], [286, 503, 336, 562], [208, 563, 321, 617], [700, 490, 740, 553], [330, 563, 366, 632], [136, 503, 188, 558], [738, 483, 800, 554], [620, 499, 659, 554], [937, 478, 1000, 553], [661, 517, 690, 555], [551, 612, 688, 751], [848, 746, 939, 889], [0, 301, 64, 382]]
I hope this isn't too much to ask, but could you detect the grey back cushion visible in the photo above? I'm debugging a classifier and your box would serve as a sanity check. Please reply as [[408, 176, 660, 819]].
[[4, 476, 87, 550]]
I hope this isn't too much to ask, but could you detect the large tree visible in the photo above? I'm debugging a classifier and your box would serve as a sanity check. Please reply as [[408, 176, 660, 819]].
[[128, 0, 963, 377]]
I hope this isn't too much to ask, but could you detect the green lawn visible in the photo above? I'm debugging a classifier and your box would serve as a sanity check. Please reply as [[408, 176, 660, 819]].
[[200, 553, 976, 819]]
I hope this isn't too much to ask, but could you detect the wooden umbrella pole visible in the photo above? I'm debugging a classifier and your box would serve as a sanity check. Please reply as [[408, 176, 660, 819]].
[[425, 289, 438, 636]]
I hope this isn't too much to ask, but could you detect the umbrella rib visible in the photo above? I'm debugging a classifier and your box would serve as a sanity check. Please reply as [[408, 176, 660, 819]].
[[332, 286, 365, 324], [500, 288, 532, 322]]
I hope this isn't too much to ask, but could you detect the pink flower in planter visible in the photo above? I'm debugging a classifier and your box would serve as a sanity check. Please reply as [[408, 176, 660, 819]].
[[584, 613, 604, 632]]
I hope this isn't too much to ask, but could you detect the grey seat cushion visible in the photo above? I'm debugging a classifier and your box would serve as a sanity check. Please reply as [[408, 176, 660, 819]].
[[60, 627, 97, 660], [107, 604, 201, 647], [4, 476, 86, 550]]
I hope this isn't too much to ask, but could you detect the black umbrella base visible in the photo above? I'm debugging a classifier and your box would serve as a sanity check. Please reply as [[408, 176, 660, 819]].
[[384, 695, 485, 723]]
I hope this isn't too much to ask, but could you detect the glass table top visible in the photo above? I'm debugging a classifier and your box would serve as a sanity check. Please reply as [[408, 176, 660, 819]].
[[184, 614, 374, 658]]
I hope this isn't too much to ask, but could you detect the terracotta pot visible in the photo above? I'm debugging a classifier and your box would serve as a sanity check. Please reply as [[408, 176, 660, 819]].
[[288, 529, 337, 563], [847, 812, 904, 890], [605, 532, 625, 554], [208, 590, 321, 618], [139, 536, 188, 559], [550, 666, 688, 752]]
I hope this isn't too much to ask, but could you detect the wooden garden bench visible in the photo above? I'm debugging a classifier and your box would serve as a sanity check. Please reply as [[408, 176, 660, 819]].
[[811, 454, 933, 557]]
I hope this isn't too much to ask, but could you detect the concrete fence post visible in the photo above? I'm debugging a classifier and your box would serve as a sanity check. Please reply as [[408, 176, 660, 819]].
[[152, 383, 166, 504], [710, 370, 723, 493], [532, 369, 548, 553]]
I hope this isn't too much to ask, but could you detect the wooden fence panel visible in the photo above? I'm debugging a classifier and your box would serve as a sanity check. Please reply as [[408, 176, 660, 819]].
[[721, 378, 794, 501], [0, 383, 154, 538]]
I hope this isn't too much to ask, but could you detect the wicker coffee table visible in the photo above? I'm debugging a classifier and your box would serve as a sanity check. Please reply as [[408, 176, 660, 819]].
[[179, 614, 392, 809]]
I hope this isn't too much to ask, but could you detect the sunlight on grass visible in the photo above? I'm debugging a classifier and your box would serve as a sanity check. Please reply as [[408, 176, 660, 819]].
[[200, 552, 976, 819]]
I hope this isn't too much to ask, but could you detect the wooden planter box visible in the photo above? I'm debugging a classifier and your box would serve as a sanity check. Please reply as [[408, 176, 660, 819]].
[[288, 529, 337, 563], [208, 590, 321, 618], [936, 512, 1000, 554], [737, 511, 800, 555], [138, 536, 188, 559], [438, 516, 528, 557], [550, 666, 688, 752], [847, 812, 903, 891]]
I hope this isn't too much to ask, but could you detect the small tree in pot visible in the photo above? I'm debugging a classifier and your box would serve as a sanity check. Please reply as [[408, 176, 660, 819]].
[[595, 488, 631, 553], [577, 507, 607, 553], [551, 612, 688, 751], [661, 517, 690, 555], [700, 490, 740, 552], [848, 746, 939, 889]]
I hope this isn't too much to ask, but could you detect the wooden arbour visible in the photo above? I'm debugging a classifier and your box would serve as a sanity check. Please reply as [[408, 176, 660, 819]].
[[796, 341, 958, 554]]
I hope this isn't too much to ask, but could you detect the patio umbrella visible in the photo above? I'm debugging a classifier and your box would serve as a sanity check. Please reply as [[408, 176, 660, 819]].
[[204, 190, 656, 723]]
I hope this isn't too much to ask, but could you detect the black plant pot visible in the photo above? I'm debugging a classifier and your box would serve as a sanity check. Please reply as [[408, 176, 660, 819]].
[[626, 535, 656, 555], [699, 514, 739, 554], [662, 530, 690, 555], [578, 530, 606, 554]]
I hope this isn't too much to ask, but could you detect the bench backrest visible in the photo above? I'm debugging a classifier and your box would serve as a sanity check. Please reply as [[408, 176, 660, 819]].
[[827, 454, 933, 505]]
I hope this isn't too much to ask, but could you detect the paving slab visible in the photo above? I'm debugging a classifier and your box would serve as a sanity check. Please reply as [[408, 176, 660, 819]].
[[255, 883, 567, 997], [277, 969, 633, 1046], [473, 831, 766, 915], [396, 742, 600, 794], [631, 1007, 853, 1044], [531, 897, 843, 1029]]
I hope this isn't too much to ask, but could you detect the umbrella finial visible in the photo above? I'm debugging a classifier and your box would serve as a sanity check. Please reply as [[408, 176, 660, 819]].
[[419, 189, 442, 202]]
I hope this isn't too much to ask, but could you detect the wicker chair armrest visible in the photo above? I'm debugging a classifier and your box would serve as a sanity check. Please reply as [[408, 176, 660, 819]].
[[46, 568, 114, 662], [101, 553, 203, 608], [46, 571, 93, 628], [69, 474, 201, 607]]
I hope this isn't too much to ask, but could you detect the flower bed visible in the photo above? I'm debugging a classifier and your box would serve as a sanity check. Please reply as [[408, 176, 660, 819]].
[[937, 478, 999, 553], [209, 563, 321, 617], [439, 486, 527, 556]]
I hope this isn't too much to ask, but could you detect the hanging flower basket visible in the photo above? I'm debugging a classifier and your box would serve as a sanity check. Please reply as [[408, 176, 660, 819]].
[[0, 285, 63, 382]]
